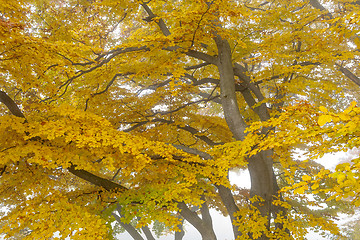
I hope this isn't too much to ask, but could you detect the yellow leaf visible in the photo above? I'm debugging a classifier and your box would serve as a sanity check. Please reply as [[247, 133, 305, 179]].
[[319, 106, 328, 113], [302, 175, 311, 181], [338, 113, 350, 121], [318, 115, 332, 126], [294, 186, 307, 194], [345, 121, 357, 132], [336, 173, 346, 183], [311, 182, 319, 190]]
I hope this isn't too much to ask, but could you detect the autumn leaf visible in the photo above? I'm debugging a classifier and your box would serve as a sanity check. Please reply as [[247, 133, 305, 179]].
[[318, 115, 333, 126], [302, 175, 312, 181], [319, 106, 328, 113]]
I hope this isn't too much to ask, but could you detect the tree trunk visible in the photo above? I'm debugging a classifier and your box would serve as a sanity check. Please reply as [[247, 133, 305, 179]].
[[174, 216, 185, 240], [177, 202, 217, 240], [215, 35, 276, 240]]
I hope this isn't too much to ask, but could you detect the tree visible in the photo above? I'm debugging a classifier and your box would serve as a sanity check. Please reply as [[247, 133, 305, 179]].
[[0, 0, 360, 239]]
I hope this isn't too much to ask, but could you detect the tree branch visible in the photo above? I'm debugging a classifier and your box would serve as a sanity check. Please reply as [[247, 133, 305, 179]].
[[141, 3, 218, 65], [68, 164, 128, 192], [177, 202, 217, 240], [233, 63, 270, 121], [186, 49, 218, 65], [141, 3, 171, 37], [0, 91, 26, 118], [197, 92, 222, 104], [140, 224, 156, 240], [183, 73, 246, 91], [200, 196, 213, 229], [308, 0, 333, 18], [233, 63, 265, 102], [171, 144, 212, 160], [217, 185, 241, 238], [93, 73, 131, 96], [112, 204, 145, 240], [336, 64, 360, 87], [175, 215, 185, 240], [123, 118, 223, 146], [214, 36, 248, 141], [184, 62, 211, 70], [154, 118, 223, 146], [145, 96, 219, 118]]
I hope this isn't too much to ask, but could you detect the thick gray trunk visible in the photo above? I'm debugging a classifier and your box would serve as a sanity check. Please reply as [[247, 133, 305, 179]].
[[248, 152, 274, 216], [174, 216, 185, 240], [200, 196, 214, 230], [215, 36, 275, 239], [112, 205, 145, 240], [140, 4, 284, 238], [177, 202, 217, 240], [138, 218, 156, 240], [217, 185, 241, 238], [214, 36, 248, 141], [112, 213, 144, 240]]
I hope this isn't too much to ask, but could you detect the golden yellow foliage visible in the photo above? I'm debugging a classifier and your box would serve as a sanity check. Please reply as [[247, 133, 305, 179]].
[[1, 0, 360, 239]]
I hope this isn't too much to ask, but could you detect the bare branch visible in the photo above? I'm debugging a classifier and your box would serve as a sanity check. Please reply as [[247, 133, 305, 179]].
[[184, 62, 210, 70], [233, 63, 265, 101], [186, 49, 218, 65], [123, 121, 148, 133], [142, 79, 172, 91], [0, 91, 26, 118], [112, 204, 145, 240], [141, 3, 171, 36], [145, 96, 219, 118], [198, 92, 222, 104], [336, 64, 360, 87], [171, 144, 212, 160], [308, 0, 333, 18], [217, 185, 241, 238], [56, 52, 95, 66], [68, 164, 128, 192], [93, 73, 131, 96], [123, 118, 222, 146], [137, 216, 156, 240]]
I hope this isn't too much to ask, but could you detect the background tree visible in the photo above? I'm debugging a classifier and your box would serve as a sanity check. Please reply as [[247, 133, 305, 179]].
[[1, 0, 360, 239]]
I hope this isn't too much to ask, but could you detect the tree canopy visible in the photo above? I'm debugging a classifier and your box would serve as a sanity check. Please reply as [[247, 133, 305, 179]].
[[1, 0, 360, 239]]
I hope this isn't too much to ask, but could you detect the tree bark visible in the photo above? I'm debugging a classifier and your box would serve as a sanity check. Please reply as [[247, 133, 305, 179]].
[[174, 216, 185, 240], [112, 204, 145, 240], [217, 185, 242, 238], [0, 91, 26, 118], [136, 217, 156, 240], [141, 226, 155, 240], [214, 35, 275, 239], [177, 202, 217, 240], [214, 36, 248, 141]]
